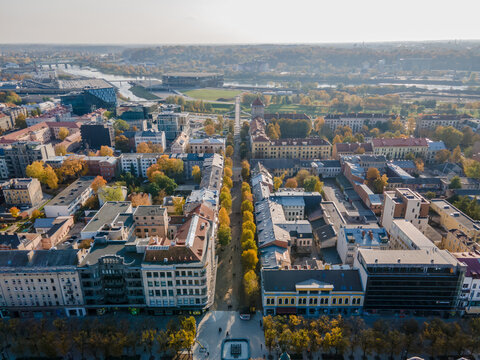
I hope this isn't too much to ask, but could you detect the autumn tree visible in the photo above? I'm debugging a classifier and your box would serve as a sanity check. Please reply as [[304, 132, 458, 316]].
[[218, 207, 230, 227], [241, 249, 258, 271], [55, 144, 67, 156], [204, 124, 215, 136], [243, 270, 259, 298], [242, 220, 256, 234], [241, 200, 253, 213], [241, 160, 250, 180], [58, 127, 69, 140], [224, 166, 233, 178], [9, 207, 20, 218], [285, 178, 298, 188], [435, 149, 451, 163], [463, 158, 480, 179], [450, 145, 462, 162], [241, 229, 254, 245], [225, 145, 234, 157], [91, 176, 107, 194], [136, 142, 151, 153], [295, 170, 311, 187], [128, 192, 151, 207], [373, 174, 388, 194], [223, 176, 233, 189], [173, 197, 185, 215], [366, 167, 380, 187], [243, 211, 254, 223], [273, 176, 283, 191], [30, 209, 42, 220], [192, 165, 202, 184]]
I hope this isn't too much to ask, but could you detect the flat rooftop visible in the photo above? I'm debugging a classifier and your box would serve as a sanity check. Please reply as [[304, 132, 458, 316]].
[[82, 201, 133, 234], [341, 227, 389, 247], [431, 199, 480, 232], [48, 177, 94, 207], [358, 248, 460, 266]]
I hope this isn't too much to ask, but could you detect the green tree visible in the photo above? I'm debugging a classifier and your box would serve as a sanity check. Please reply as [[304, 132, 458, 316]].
[[449, 176, 462, 189], [217, 225, 231, 246], [99, 186, 124, 202], [303, 176, 323, 192]]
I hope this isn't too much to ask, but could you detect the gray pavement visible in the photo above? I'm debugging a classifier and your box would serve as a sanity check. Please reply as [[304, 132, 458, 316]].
[[194, 311, 266, 360]]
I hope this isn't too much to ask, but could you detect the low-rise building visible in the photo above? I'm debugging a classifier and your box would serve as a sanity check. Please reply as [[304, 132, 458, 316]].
[[80, 201, 134, 240], [0, 178, 43, 207], [416, 115, 462, 133], [0, 233, 42, 250], [188, 138, 225, 154], [44, 177, 94, 217], [310, 160, 342, 178], [261, 268, 364, 316], [156, 111, 190, 143], [336, 227, 389, 265]]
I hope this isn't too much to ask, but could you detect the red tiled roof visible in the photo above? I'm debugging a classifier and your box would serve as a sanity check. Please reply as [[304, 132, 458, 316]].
[[334, 142, 373, 152], [0, 121, 49, 144]]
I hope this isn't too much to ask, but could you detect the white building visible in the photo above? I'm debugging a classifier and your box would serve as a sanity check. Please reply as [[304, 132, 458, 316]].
[[453, 253, 480, 315], [171, 132, 189, 154], [188, 138, 225, 154], [336, 226, 389, 266], [120, 153, 162, 178], [0, 249, 86, 317], [134, 130, 166, 151], [44, 177, 94, 217], [388, 219, 436, 251]]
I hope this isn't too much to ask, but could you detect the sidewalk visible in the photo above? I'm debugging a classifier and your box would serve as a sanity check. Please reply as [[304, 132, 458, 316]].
[[194, 311, 267, 359]]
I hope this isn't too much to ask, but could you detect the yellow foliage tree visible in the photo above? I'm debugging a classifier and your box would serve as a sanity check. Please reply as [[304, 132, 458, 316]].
[[58, 127, 69, 140], [218, 207, 230, 227], [91, 176, 107, 194], [99, 146, 114, 156]]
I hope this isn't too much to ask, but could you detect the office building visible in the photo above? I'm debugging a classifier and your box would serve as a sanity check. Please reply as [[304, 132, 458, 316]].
[[156, 112, 190, 143], [354, 248, 465, 316], [119, 153, 162, 178], [80, 121, 115, 149], [61, 87, 117, 115], [336, 227, 389, 265], [0, 178, 43, 207]]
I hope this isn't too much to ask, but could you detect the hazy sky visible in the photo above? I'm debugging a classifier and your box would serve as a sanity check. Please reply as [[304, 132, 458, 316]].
[[1, 0, 480, 44]]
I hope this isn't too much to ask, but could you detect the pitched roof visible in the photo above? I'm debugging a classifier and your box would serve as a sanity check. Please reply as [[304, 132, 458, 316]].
[[372, 138, 428, 147], [252, 97, 264, 106]]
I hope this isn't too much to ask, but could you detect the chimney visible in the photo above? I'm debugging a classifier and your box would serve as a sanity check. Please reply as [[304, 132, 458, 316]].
[[397, 258, 401, 263]]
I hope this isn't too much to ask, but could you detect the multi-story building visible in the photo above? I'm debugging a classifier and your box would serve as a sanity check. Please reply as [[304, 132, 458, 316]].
[[371, 138, 428, 160], [2, 105, 27, 127], [84, 156, 119, 181], [453, 252, 480, 315], [4, 142, 55, 178], [442, 229, 479, 253], [416, 115, 462, 133], [261, 269, 364, 316], [46, 121, 81, 139], [200, 154, 224, 192], [0, 233, 42, 251], [252, 137, 332, 160], [44, 177, 94, 217], [336, 227, 389, 265], [381, 188, 430, 234], [0, 249, 86, 318], [134, 130, 166, 151], [61, 86, 117, 115], [80, 121, 115, 149], [0, 113, 13, 131], [251, 97, 265, 119], [133, 206, 169, 239], [119, 153, 162, 178], [333, 142, 374, 159], [156, 112, 190, 143], [80, 201, 134, 240], [430, 199, 480, 242], [188, 138, 226, 154], [0, 148, 8, 179], [0, 178, 43, 207], [388, 219, 436, 251], [78, 242, 145, 310], [354, 248, 465, 316], [25, 106, 72, 126], [324, 113, 391, 133], [141, 207, 216, 314], [0, 122, 52, 145], [170, 132, 189, 154], [426, 140, 447, 163]]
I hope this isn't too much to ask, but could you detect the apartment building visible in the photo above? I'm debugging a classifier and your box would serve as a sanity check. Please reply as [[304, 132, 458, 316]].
[[188, 138, 225, 154], [44, 177, 94, 217], [252, 137, 332, 160], [134, 130, 166, 151], [416, 115, 462, 132], [0, 122, 52, 145], [80, 201, 134, 240], [324, 113, 391, 132], [336, 227, 389, 265], [80, 121, 115, 149], [119, 153, 162, 178], [430, 199, 480, 242], [371, 138, 428, 159], [133, 206, 169, 239], [453, 253, 480, 315], [380, 188, 430, 234], [388, 219, 436, 251], [170, 132, 189, 154], [261, 269, 364, 316], [354, 248, 465, 316], [0, 250, 86, 318], [0, 178, 43, 207], [141, 209, 216, 314], [333, 142, 374, 159], [0, 113, 13, 131], [4, 142, 55, 178], [46, 121, 81, 139], [0, 149, 8, 179], [442, 229, 478, 253], [156, 112, 190, 143], [200, 154, 224, 192]]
